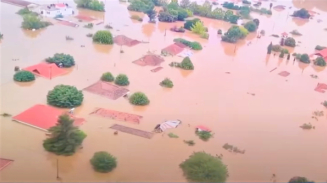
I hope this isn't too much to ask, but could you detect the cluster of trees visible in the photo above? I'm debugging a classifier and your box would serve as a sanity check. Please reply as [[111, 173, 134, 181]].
[[90, 151, 117, 173], [93, 30, 113, 44], [180, 152, 229, 182], [171, 57, 194, 70], [315, 45, 326, 50], [173, 38, 202, 50], [43, 114, 87, 155], [75, 0, 105, 11], [129, 92, 150, 106], [101, 72, 115, 82], [21, 14, 52, 30], [158, 1, 191, 22], [160, 78, 174, 88], [128, 0, 155, 12], [46, 53, 75, 67], [293, 8, 310, 19], [13, 70, 35, 82], [299, 54, 310, 63], [115, 74, 129, 86], [221, 25, 248, 43], [47, 85, 84, 108]]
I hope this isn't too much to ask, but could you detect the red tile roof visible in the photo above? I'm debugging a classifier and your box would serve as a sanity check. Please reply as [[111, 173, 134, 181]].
[[161, 43, 184, 56], [23, 63, 67, 79], [314, 48, 327, 59], [196, 125, 211, 132]]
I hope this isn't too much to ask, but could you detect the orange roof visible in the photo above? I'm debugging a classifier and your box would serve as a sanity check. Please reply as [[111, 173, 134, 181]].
[[161, 43, 184, 56], [133, 54, 164, 66], [314, 48, 327, 59], [13, 104, 84, 131], [281, 32, 288, 36], [23, 63, 67, 79], [55, 3, 65, 8], [114, 35, 140, 47]]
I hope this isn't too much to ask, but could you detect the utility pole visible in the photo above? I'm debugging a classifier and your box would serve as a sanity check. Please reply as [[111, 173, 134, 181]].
[[56, 158, 60, 180]]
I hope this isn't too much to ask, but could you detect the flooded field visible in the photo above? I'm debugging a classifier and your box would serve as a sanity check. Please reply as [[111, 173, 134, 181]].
[[1, 0, 327, 182]]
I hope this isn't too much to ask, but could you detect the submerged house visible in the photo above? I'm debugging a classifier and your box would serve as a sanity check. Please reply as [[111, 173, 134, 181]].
[[31, 3, 75, 18], [154, 120, 182, 133]]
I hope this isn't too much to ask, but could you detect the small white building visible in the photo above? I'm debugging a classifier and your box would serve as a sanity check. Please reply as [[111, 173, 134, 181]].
[[31, 3, 75, 18]]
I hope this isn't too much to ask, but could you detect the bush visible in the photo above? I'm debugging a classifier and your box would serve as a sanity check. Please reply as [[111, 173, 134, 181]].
[[229, 15, 239, 24], [129, 92, 150, 106], [13, 70, 35, 82], [114, 74, 129, 86], [93, 30, 113, 44], [179, 57, 194, 70], [315, 45, 326, 50], [285, 37, 296, 47], [184, 18, 201, 30], [180, 152, 229, 182], [314, 57, 326, 67], [127, 0, 154, 12], [75, 0, 105, 11], [160, 78, 173, 88], [196, 131, 212, 141], [43, 114, 87, 155], [299, 54, 310, 63], [288, 176, 314, 183], [90, 152, 117, 173], [22, 14, 52, 30], [46, 53, 75, 67], [173, 38, 202, 50], [244, 21, 257, 32], [47, 85, 84, 108], [101, 72, 115, 82], [293, 8, 310, 19]]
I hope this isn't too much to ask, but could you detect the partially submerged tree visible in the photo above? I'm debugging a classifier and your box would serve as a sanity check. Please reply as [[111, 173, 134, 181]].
[[75, 0, 105, 11], [93, 30, 113, 44], [160, 78, 174, 88], [114, 74, 129, 86], [287, 54, 291, 60], [180, 0, 190, 8], [222, 26, 247, 43], [46, 53, 75, 67], [285, 37, 296, 47], [13, 71, 35, 82], [145, 8, 157, 22], [196, 131, 213, 141], [314, 57, 326, 67], [299, 54, 310, 63], [129, 92, 150, 106], [293, 8, 310, 19], [179, 57, 194, 70], [180, 152, 229, 182], [43, 114, 87, 155], [244, 21, 257, 32], [101, 72, 115, 82], [22, 14, 51, 30], [288, 176, 315, 183], [184, 18, 201, 30], [191, 21, 206, 35], [47, 85, 84, 108], [127, 0, 154, 12], [279, 51, 285, 58], [90, 151, 117, 173], [0, 32, 3, 39]]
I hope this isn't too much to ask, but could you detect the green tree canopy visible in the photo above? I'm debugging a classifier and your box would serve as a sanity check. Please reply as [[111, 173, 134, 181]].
[[13, 71, 35, 82], [191, 21, 206, 35], [128, 0, 154, 12], [222, 26, 247, 43], [314, 57, 326, 66], [129, 92, 150, 106], [293, 8, 310, 19], [47, 85, 84, 108], [184, 18, 201, 30], [160, 78, 174, 88], [22, 14, 51, 30], [288, 176, 315, 183], [285, 37, 296, 47], [43, 114, 87, 155], [179, 57, 194, 70], [90, 151, 117, 173], [180, 152, 229, 182], [101, 72, 115, 82], [46, 53, 75, 67], [244, 21, 257, 32], [93, 30, 113, 44], [75, 0, 105, 11], [115, 74, 129, 86], [299, 54, 310, 63]]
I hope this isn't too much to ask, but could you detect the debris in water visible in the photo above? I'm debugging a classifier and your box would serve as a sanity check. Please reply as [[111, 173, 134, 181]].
[[300, 123, 315, 130], [270, 67, 277, 72], [168, 133, 179, 138], [310, 74, 318, 79], [313, 110, 324, 117], [225, 72, 230, 74], [184, 140, 195, 146], [247, 92, 255, 96], [222, 143, 245, 154], [0, 113, 12, 117]]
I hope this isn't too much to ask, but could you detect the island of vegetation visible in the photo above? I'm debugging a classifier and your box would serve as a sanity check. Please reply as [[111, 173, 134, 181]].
[[90, 151, 117, 173], [180, 152, 229, 182], [114, 74, 129, 86], [47, 85, 84, 108], [46, 53, 75, 67], [169, 57, 194, 70], [129, 92, 150, 106], [93, 30, 113, 44], [43, 114, 87, 155], [75, 0, 105, 11], [160, 78, 174, 88], [222, 26, 248, 43], [292, 8, 310, 19], [13, 70, 35, 82], [101, 72, 115, 82], [314, 57, 326, 67], [22, 14, 52, 30]]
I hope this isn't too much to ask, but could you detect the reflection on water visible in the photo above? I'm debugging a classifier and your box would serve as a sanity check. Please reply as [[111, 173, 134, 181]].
[[1, 0, 327, 182]]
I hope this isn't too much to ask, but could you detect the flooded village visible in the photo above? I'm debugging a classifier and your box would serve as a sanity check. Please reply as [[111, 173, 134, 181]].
[[0, 0, 327, 182]]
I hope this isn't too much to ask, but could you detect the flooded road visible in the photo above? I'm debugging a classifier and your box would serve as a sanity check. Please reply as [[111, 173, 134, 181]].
[[1, 0, 327, 182]]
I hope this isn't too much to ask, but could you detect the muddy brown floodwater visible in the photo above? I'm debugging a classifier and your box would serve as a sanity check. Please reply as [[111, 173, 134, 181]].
[[1, 0, 327, 182]]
